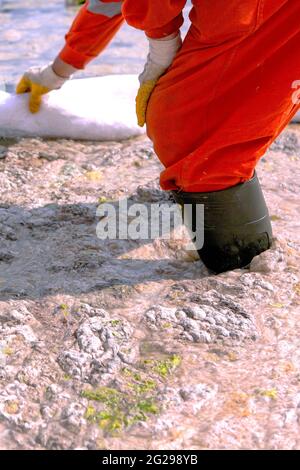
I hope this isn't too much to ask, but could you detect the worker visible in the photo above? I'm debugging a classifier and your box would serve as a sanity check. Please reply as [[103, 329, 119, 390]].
[[16, 1, 300, 273]]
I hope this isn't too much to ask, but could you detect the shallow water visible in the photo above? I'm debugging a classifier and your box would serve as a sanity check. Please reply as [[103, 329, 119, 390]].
[[0, 0, 145, 85]]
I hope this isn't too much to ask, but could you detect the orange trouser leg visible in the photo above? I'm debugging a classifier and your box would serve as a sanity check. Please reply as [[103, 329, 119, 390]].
[[146, 0, 300, 192]]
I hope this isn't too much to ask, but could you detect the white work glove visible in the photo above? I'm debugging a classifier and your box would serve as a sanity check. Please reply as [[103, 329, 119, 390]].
[[136, 33, 182, 126], [16, 64, 70, 113]]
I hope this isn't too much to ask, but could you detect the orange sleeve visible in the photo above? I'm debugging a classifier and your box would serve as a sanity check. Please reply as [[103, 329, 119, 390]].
[[59, 1, 124, 69], [122, 0, 187, 38], [59, 1, 187, 70]]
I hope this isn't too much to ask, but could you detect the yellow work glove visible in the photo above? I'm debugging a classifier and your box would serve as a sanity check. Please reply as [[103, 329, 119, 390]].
[[136, 33, 182, 127], [16, 64, 68, 113]]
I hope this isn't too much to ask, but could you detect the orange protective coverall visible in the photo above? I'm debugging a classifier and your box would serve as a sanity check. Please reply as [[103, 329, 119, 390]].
[[59, 0, 300, 192]]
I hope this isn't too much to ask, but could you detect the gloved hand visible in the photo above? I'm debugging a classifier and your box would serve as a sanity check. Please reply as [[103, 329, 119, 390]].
[[16, 64, 70, 113], [136, 33, 182, 127]]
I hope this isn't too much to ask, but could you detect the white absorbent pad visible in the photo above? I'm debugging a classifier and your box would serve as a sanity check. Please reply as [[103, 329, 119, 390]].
[[291, 111, 300, 123], [0, 75, 145, 141]]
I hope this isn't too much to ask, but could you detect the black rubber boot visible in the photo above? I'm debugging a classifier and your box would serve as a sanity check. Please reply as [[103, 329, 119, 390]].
[[172, 173, 273, 273]]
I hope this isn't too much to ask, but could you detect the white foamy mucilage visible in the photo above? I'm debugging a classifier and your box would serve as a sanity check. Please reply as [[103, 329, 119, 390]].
[[0, 75, 145, 141]]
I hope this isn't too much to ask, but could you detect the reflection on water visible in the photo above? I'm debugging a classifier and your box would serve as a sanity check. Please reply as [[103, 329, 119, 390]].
[[0, 0, 191, 86]]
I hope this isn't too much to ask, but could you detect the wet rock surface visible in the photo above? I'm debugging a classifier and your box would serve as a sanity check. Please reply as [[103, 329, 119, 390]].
[[0, 128, 300, 449], [144, 294, 258, 344], [58, 307, 136, 384]]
